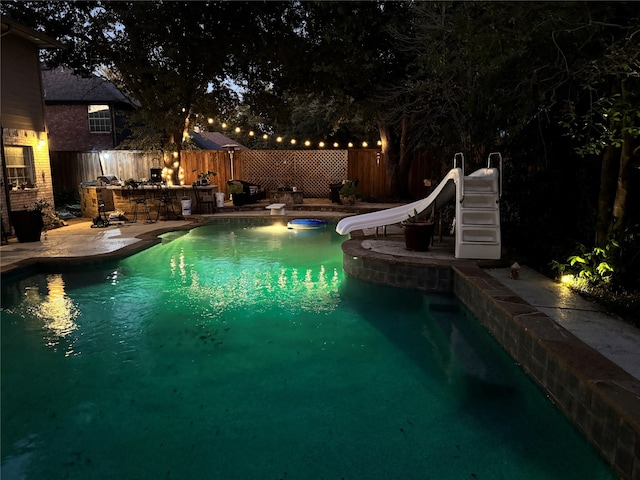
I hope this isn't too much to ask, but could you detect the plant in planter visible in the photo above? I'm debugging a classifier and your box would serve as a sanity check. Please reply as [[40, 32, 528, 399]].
[[195, 170, 216, 186], [339, 180, 357, 205], [401, 209, 435, 251], [228, 182, 246, 206], [10, 198, 49, 243]]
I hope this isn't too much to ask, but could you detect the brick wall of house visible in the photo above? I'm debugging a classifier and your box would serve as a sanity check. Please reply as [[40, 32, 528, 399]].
[[46, 104, 115, 151]]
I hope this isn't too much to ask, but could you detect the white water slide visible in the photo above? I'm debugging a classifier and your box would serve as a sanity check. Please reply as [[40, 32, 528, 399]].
[[335, 153, 503, 260]]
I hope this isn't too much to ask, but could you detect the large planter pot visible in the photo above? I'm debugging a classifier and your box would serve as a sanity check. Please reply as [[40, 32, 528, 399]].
[[232, 192, 247, 206], [329, 183, 343, 204], [11, 210, 44, 243], [340, 194, 356, 206], [401, 221, 434, 251]]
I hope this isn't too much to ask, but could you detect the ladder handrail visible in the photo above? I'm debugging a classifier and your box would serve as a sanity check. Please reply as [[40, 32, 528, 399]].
[[454, 152, 465, 203], [487, 152, 503, 199]]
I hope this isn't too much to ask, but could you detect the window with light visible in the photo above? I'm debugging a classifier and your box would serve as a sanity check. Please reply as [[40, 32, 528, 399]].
[[4, 146, 35, 187]]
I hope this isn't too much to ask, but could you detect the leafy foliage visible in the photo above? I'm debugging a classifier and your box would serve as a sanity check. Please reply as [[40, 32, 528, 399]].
[[338, 180, 357, 197], [552, 224, 639, 290], [550, 224, 640, 323]]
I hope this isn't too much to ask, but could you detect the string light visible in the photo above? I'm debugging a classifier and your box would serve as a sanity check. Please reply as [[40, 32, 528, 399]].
[[198, 117, 381, 149]]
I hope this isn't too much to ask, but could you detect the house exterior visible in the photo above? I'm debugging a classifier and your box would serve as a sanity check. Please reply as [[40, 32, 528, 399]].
[[42, 66, 134, 151], [1, 16, 63, 238]]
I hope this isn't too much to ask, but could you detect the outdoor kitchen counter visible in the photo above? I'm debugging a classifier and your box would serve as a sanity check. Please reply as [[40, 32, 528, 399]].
[[80, 185, 218, 219]]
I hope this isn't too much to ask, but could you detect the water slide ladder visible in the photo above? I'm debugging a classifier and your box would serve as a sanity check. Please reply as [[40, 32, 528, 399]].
[[453, 152, 502, 260]]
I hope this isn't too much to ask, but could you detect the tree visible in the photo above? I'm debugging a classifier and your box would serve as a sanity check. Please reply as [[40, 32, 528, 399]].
[[563, 26, 640, 242], [235, 1, 414, 197], [391, 1, 638, 240], [1, 1, 292, 178]]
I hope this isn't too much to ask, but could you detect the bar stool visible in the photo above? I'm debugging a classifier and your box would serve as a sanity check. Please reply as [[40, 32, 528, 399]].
[[131, 191, 153, 223], [155, 187, 177, 221]]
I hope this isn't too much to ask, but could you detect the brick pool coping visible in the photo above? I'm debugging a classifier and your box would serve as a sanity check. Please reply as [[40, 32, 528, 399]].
[[342, 236, 640, 480]]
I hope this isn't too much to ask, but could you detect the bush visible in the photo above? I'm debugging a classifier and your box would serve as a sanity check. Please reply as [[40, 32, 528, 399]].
[[551, 224, 640, 325]]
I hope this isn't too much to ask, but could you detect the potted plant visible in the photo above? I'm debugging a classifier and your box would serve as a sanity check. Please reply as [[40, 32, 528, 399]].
[[228, 182, 246, 206], [195, 170, 216, 186], [401, 209, 435, 251], [10, 198, 49, 243], [339, 180, 357, 205]]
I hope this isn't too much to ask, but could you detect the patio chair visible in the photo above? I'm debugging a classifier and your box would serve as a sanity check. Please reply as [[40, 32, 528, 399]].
[[193, 186, 215, 214]]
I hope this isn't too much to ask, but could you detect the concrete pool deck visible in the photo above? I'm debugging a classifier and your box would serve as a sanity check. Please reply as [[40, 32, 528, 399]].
[[1, 204, 639, 479]]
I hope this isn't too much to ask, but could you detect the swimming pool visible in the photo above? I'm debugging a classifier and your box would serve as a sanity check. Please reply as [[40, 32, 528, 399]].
[[1, 222, 616, 479]]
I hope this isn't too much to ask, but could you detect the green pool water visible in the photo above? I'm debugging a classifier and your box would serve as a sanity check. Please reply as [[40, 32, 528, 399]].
[[1, 223, 616, 479]]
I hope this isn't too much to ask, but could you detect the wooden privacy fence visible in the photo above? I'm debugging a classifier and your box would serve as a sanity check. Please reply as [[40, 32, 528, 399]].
[[50, 148, 450, 201], [50, 149, 393, 199]]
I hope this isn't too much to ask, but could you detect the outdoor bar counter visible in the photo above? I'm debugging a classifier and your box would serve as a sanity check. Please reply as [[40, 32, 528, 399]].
[[81, 184, 219, 219]]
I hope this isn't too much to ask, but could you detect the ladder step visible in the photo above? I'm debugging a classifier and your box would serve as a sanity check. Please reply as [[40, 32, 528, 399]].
[[459, 240, 500, 245], [463, 177, 498, 193], [461, 210, 499, 226], [456, 242, 502, 260], [459, 226, 500, 243], [462, 195, 499, 209]]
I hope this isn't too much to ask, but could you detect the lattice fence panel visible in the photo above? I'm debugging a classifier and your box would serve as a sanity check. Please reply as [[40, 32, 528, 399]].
[[241, 150, 348, 197]]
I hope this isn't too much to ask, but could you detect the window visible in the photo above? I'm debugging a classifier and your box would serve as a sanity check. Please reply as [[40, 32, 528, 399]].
[[88, 104, 112, 133], [4, 146, 35, 187]]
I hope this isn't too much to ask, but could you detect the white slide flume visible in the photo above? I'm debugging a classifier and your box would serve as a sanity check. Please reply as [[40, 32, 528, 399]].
[[335, 167, 461, 235], [335, 165, 502, 260]]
